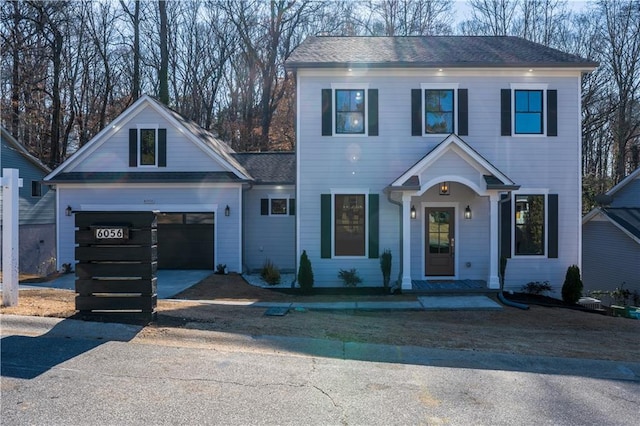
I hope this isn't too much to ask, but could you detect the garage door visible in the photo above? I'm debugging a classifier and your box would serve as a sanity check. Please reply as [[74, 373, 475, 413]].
[[157, 213, 214, 269]]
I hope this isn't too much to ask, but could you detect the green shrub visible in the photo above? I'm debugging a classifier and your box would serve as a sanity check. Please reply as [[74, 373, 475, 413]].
[[260, 259, 280, 285], [561, 265, 583, 304], [380, 249, 392, 289], [521, 280, 552, 295], [297, 250, 314, 292], [338, 268, 362, 287]]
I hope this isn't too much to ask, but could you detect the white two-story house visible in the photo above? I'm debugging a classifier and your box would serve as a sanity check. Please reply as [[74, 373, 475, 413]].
[[286, 36, 597, 292]]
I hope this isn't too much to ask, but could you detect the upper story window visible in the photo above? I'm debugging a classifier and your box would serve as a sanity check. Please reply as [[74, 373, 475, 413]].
[[129, 127, 167, 167], [412, 84, 467, 136], [425, 89, 454, 134], [502, 84, 557, 137], [336, 89, 365, 134], [139, 128, 157, 166], [514, 90, 543, 134], [321, 84, 378, 137]]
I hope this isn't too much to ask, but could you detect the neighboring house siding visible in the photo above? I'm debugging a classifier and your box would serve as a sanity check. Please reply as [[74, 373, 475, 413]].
[[57, 185, 242, 272], [610, 178, 640, 208], [71, 108, 228, 173], [297, 70, 581, 288], [243, 186, 295, 273], [582, 220, 640, 293]]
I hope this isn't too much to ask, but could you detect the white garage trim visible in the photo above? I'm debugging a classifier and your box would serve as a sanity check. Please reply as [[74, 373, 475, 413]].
[[79, 204, 218, 212]]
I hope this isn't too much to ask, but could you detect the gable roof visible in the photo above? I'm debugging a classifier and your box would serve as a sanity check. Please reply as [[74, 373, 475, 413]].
[[233, 152, 295, 185], [286, 36, 598, 70], [388, 134, 518, 194], [1, 126, 50, 173], [45, 95, 251, 182]]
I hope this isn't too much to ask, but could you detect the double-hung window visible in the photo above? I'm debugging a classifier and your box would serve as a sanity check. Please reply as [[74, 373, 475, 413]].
[[321, 84, 378, 136], [501, 84, 557, 136], [320, 192, 380, 259], [336, 89, 365, 134], [412, 84, 467, 136]]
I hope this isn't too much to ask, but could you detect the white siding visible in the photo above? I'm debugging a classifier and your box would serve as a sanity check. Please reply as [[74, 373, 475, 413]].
[[57, 184, 242, 272], [70, 108, 228, 173], [297, 69, 582, 288]]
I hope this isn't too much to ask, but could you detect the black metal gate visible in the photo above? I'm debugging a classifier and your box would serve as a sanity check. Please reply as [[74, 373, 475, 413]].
[[75, 211, 158, 323]]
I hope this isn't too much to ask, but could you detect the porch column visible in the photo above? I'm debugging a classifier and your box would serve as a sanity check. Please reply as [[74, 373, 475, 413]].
[[488, 193, 500, 289], [401, 193, 412, 290]]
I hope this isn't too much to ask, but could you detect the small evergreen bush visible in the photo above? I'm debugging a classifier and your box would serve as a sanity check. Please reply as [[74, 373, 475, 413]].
[[338, 268, 362, 287], [561, 265, 583, 304], [380, 249, 392, 289], [260, 259, 280, 285], [297, 250, 314, 292]]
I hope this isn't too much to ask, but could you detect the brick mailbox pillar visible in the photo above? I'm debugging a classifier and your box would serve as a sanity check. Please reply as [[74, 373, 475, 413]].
[[75, 211, 158, 323]]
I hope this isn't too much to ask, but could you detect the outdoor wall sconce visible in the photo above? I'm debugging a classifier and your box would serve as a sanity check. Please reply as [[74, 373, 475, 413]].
[[410, 205, 416, 219], [224, 205, 230, 216], [464, 205, 472, 220], [65, 205, 72, 216], [439, 182, 449, 195]]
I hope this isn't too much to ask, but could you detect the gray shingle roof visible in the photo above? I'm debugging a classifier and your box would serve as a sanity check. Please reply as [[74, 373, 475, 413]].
[[46, 171, 244, 184], [233, 152, 295, 184], [602, 208, 640, 241], [286, 36, 598, 69]]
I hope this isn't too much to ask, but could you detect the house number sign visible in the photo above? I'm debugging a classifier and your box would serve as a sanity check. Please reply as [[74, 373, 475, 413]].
[[94, 227, 129, 240]]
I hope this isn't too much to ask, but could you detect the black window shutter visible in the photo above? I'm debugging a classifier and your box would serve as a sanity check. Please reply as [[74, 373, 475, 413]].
[[411, 89, 422, 136], [129, 129, 137, 167], [321, 89, 332, 136], [458, 88, 468, 136], [368, 89, 378, 136], [368, 194, 379, 258], [320, 194, 331, 258], [261, 199, 269, 215], [289, 198, 295, 216], [500, 194, 512, 259], [548, 194, 559, 258], [501, 89, 512, 136], [158, 128, 167, 167], [547, 90, 557, 137]]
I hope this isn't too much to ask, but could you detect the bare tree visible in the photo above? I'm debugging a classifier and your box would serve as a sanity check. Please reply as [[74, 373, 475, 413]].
[[364, 0, 453, 36], [460, 0, 518, 35]]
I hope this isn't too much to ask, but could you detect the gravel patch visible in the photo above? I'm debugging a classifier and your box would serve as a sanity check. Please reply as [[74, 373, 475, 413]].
[[242, 273, 296, 289]]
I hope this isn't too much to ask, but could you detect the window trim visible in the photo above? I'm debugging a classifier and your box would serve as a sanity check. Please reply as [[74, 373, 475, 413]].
[[31, 181, 42, 197], [510, 83, 548, 137], [137, 124, 159, 167], [420, 83, 459, 136], [330, 83, 370, 137], [268, 194, 290, 217], [331, 188, 369, 258], [512, 189, 549, 258]]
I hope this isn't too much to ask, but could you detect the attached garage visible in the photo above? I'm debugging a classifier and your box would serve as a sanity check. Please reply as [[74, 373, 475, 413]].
[[157, 213, 214, 269]]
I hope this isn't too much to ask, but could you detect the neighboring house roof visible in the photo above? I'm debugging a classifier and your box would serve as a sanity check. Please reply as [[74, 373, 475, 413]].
[[45, 95, 252, 183], [45, 171, 244, 184], [605, 167, 640, 198], [583, 207, 640, 245], [286, 36, 598, 70], [1, 126, 50, 173], [233, 152, 295, 185]]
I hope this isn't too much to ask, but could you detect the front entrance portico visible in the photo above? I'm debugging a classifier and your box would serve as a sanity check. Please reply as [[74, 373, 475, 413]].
[[387, 134, 519, 291]]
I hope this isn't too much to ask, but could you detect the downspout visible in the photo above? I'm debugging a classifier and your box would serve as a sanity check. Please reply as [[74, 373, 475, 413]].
[[387, 190, 403, 292], [497, 192, 529, 310]]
